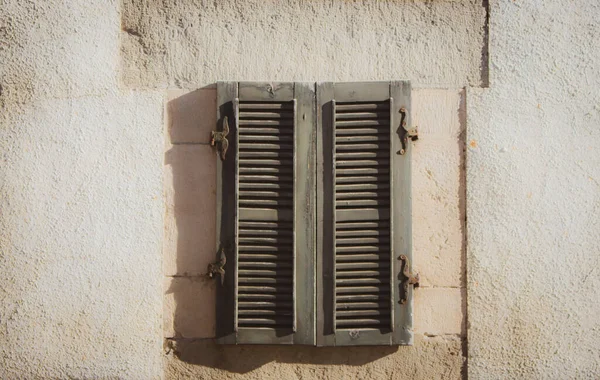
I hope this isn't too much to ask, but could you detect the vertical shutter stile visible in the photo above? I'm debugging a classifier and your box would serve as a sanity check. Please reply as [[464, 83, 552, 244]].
[[389, 96, 395, 333], [234, 97, 240, 333]]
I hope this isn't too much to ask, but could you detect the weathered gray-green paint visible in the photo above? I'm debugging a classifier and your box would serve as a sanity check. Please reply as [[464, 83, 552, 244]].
[[316, 81, 413, 346], [216, 82, 316, 345], [217, 81, 412, 346]]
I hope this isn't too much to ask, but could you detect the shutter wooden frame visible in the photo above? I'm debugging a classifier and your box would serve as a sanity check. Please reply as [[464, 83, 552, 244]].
[[215, 82, 316, 345], [316, 81, 413, 346]]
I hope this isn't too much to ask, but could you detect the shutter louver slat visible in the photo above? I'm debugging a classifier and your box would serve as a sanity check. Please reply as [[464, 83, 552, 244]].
[[333, 100, 393, 333], [236, 100, 296, 330]]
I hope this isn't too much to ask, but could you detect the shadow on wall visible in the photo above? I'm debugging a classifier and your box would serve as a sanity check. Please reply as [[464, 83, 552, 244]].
[[170, 339, 398, 373]]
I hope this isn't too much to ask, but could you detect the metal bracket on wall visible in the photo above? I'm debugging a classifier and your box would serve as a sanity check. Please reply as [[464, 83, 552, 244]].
[[211, 116, 230, 160], [399, 254, 419, 305], [207, 248, 227, 286], [398, 107, 418, 155]]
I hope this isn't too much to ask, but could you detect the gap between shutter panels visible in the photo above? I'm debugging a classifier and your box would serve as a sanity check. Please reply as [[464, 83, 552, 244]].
[[236, 100, 296, 330], [334, 100, 393, 331]]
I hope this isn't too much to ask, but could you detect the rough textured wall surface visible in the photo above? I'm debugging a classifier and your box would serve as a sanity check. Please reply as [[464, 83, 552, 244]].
[[163, 88, 467, 379], [467, 1, 600, 378], [121, 0, 487, 89], [0, 1, 164, 378]]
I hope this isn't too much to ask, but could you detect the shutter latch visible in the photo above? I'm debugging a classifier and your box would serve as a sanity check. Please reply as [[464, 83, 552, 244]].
[[399, 254, 419, 304], [398, 107, 418, 155], [207, 248, 227, 286], [211, 116, 230, 161]]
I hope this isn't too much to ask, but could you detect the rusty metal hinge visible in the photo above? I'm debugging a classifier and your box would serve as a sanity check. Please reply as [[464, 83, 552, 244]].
[[207, 248, 227, 286], [399, 254, 419, 305], [398, 107, 418, 155], [211, 116, 230, 160]]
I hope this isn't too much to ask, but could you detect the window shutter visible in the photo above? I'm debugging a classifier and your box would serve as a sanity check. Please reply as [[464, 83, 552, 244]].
[[316, 81, 413, 346], [215, 82, 316, 345]]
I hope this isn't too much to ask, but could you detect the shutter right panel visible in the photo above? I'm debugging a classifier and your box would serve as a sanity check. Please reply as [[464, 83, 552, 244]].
[[317, 81, 413, 346]]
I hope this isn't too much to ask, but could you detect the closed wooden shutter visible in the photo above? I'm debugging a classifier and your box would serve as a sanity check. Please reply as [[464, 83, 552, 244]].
[[316, 82, 413, 346], [215, 82, 315, 345]]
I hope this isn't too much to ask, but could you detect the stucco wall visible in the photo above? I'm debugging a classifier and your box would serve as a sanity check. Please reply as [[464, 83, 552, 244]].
[[0, 1, 164, 378], [467, 1, 600, 378], [2, 0, 598, 379]]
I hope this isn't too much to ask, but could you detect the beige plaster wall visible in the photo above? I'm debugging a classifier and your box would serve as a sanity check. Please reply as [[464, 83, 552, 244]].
[[121, 0, 487, 88], [0, 1, 164, 378], [163, 88, 467, 379], [466, 1, 600, 378]]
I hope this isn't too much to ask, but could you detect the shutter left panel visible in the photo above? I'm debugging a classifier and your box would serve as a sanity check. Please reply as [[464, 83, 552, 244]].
[[216, 82, 315, 345]]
